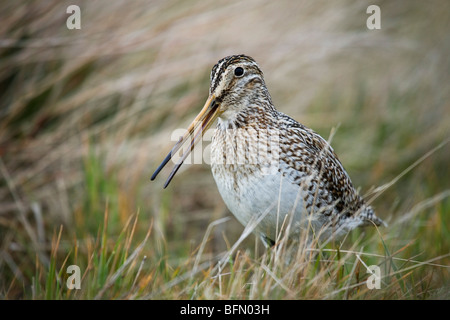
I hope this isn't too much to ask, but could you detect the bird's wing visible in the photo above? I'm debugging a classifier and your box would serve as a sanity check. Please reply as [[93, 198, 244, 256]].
[[275, 112, 363, 216]]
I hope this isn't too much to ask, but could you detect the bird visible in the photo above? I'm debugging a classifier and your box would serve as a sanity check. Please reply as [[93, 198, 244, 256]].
[[151, 54, 385, 247]]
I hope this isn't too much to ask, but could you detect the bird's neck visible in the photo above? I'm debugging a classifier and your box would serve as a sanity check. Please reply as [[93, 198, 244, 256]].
[[217, 102, 276, 131], [217, 83, 276, 130]]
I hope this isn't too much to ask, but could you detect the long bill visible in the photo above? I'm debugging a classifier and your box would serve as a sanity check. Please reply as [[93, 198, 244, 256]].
[[150, 94, 221, 188]]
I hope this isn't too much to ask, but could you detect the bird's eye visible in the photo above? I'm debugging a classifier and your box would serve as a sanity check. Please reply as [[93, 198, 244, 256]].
[[234, 67, 244, 77]]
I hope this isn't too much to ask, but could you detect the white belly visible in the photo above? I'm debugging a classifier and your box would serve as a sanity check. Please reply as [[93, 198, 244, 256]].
[[210, 124, 321, 242], [212, 164, 314, 242]]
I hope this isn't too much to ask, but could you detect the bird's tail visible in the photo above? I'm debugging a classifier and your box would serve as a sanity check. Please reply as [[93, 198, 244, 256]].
[[360, 206, 388, 227]]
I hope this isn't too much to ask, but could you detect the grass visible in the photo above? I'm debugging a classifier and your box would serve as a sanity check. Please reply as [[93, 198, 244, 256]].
[[0, 0, 449, 299], [2, 137, 448, 300]]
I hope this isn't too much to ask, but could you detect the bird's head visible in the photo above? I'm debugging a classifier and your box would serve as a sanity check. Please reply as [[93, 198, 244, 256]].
[[151, 54, 271, 187], [208, 54, 270, 120]]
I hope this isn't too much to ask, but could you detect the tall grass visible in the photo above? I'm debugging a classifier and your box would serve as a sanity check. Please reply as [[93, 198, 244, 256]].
[[0, 0, 449, 299]]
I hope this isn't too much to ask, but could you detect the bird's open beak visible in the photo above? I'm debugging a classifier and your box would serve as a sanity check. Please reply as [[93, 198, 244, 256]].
[[151, 94, 221, 188]]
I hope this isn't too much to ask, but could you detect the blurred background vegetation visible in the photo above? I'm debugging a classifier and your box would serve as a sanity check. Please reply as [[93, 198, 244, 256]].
[[0, 0, 448, 299]]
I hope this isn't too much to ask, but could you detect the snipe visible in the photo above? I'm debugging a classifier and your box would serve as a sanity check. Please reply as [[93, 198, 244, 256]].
[[151, 54, 385, 246]]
